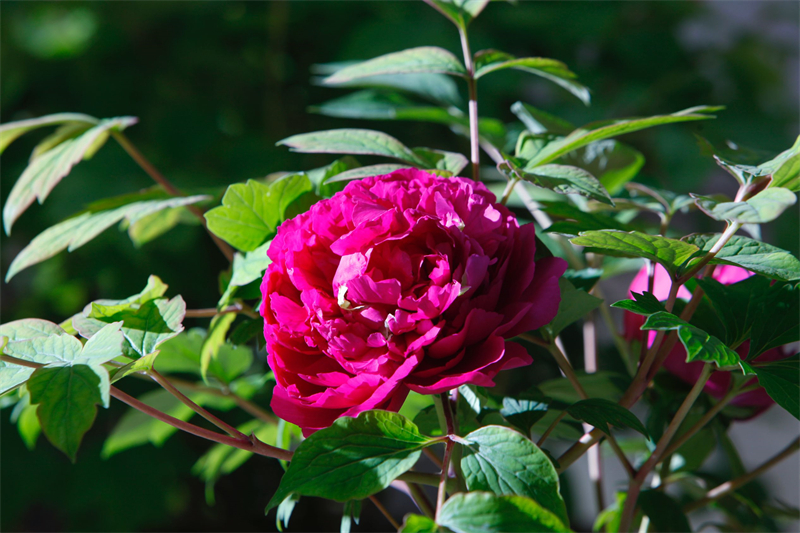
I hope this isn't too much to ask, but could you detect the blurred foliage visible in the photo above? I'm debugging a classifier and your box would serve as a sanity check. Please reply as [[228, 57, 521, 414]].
[[1, 1, 797, 531]]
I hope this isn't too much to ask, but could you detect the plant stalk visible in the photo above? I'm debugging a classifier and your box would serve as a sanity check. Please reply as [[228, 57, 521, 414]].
[[110, 385, 292, 460], [617, 364, 713, 532], [458, 26, 480, 181], [148, 369, 248, 440], [684, 437, 800, 513]]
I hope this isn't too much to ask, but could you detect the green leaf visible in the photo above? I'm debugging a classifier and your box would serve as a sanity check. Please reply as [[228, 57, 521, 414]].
[[312, 62, 461, 107], [0, 318, 65, 342], [126, 205, 198, 247], [87, 296, 185, 358], [693, 188, 796, 224], [200, 313, 237, 383], [426, 0, 490, 29], [566, 398, 648, 437], [412, 147, 469, 174], [27, 364, 103, 461], [748, 281, 799, 358], [499, 396, 550, 434], [323, 47, 465, 85], [547, 278, 603, 336], [0, 361, 34, 396], [205, 175, 311, 252], [611, 291, 666, 316], [511, 102, 574, 135], [570, 230, 700, 276], [400, 513, 438, 533], [6, 192, 209, 280], [694, 276, 769, 346], [561, 140, 645, 196], [769, 136, 800, 191], [539, 372, 629, 404], [265, 410, 436, 511], [326, 164, 410, 184], [522, 106, 720, 170], [751, 355, 799, 420], [539, 200, 628, 236], [682, 233, 800, 282], [30, 122, 95, 160], [310, 90, 460, 125], [641, 312, 740, 367], [638, 490, 691, 533], [521, 164, 613, 205], [219, 240, 272, 307], [474, 50, 589, 105], [340, 500, 362, 533], [16, 400, 42, 450], [460, 426, 568, 524], [154, 328, 252, 383], [437, 492, 570, 533], [3, 116, 137, 234], [278, 129, 427, 167], [0, 112, 98, 154]]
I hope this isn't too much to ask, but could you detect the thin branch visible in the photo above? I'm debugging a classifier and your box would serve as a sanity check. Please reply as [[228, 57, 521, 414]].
[[436, 392, 457, 520], [684, 437, 800, 513], [458, 26, 479, 181], [110, 385, 292, 461], [405, 481, 436, 519], [111, 131, 235, 261], [148, 369, 248, 440], [661, 382, 756, 459], [369, 495, 401, 530], [537, 411, 567, 447], [185, 302, 259, 319], [618, 365, 714, 532]]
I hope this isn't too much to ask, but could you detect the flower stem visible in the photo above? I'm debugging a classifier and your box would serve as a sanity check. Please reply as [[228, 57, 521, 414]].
[[684, 437, 800, 513], [110, 385, 292, 461], [406, 481, 436, 519], [458, 26, 480, 181], [435, 392, 457, 520], [111, 131, 235, 261], [617, 364, 713, 532], [148, 369, 248, 440], [369, 494, 401, 530], [537, 411, 566, 447]]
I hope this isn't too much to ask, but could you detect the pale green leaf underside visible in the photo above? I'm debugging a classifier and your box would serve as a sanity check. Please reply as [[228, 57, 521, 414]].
[[3, 116, 138, 234], [6, 194, 208, 281], [278, 129, 427, 167], [323, 47, 466, 85], [0, 112, 99, 154]]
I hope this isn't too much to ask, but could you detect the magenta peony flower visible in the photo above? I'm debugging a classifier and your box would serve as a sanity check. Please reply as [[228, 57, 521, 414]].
[[260, 169, 567, 433], [624, 264, 789, 417]]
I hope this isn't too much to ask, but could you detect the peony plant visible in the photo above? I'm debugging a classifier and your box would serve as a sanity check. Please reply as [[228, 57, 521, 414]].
[[1, 1, 798, 532]]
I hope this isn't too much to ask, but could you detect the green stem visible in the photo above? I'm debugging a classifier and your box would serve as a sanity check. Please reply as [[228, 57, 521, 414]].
[[618, 364, 714, 532], [435, 392, 457, 520], [537, 411, 566, 447], [148, 369, 247, 440], [369, 495, 401, 530], [458, 26, 480, 181], [406, 481, 436, 519], [684, 437, 800, 513], [110, 385, 292, 461]]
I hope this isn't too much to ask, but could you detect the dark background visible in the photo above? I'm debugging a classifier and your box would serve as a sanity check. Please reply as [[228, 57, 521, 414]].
[[1, 2, 798, 531]]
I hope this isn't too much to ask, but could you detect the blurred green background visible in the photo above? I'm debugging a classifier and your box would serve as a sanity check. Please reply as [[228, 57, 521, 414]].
[[1, 1, 797, 531]]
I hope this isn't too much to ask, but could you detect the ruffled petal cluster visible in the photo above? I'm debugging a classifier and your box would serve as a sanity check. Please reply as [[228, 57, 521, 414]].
[[261, 169, 566, 432]]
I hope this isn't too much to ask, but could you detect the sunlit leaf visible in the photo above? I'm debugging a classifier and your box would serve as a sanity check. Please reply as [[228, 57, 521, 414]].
[[323, 47, 465, 85]]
